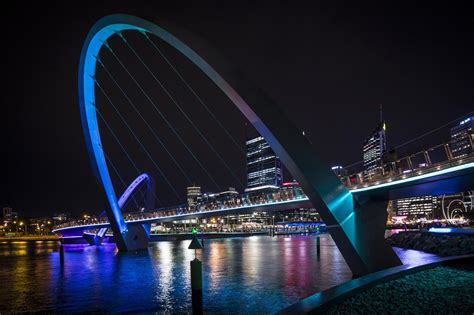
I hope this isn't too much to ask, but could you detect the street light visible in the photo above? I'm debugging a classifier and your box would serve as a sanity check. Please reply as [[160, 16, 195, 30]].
[[18, 221, 25, 235]]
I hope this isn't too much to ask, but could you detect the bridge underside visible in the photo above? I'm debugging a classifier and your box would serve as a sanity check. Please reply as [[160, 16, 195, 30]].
[[354, 165, 474, 201]]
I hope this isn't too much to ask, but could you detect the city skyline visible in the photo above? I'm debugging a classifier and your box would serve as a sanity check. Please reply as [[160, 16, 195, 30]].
[[2, 1, 474, 216]]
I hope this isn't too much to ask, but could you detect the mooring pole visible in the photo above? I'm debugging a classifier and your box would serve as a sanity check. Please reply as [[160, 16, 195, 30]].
[[189, 231, 203, 314], [316, 225, 321, 259], [190, 256, 203, 314], [317, 234, 321, 256], [59, 244, 64, 266]]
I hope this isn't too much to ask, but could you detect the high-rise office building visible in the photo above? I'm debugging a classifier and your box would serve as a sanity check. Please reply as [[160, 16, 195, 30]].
[[245, 135, 282, 191], [393, 196, 438, 218], [450, 116, 473, 158], [363, 105, 387, 174], [186, 186, 201, 208]]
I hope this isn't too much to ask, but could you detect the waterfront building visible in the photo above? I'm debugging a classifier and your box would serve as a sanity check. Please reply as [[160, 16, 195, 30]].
[[331, 165, 347, 177], [245, 135, 282, 191], [186, 186, 202, 208], [201, 187, 239, 203], [52, 213, 69, 223], [393, 196, 438, 219], [363, 106, 387, 177], [29, 217, 53, 235], [2, 207, 18, 225], [450, 116, 473, 158]]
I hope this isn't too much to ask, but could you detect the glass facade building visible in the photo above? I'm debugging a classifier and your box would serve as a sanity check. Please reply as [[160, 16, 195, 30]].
[[394, 196, 438, 218], [245, 136, 282, 191], [186, 186, 201, 208], [363, 122, 386, 174], [450, 116, 473, 159]]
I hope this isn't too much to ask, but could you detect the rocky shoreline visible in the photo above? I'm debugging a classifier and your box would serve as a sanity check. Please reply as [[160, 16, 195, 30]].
[[326, 265, 474, 314], [387, 231, 474, 256]]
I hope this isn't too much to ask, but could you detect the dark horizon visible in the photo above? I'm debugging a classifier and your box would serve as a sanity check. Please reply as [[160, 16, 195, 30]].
[[2, 1, 473, 217]]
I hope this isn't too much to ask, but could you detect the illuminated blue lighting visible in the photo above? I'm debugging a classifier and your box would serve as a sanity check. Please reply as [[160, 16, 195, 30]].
[[53, 173, 151, 234], [428, 227, 452, 233], [52, 223, 109, 233], [52, 196, 311, 233], [117, 173, 151, 208], [80, 22, 148, 236], [460, 117, 471, 125], [350, 162, 474, 193]]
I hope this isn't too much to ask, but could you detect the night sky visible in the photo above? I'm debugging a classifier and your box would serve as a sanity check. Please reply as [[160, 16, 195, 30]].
[[2, 1, 473, 217]]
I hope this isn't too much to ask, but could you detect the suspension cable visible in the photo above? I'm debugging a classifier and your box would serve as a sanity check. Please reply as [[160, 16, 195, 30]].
[[391, 110, 473, 152], [96, 107, 163, 207], [94, 77, 183, 202], [104, 152, 141, 209], [96, 57, 193, 185], [101, 39, 222, 191], [141, 31, 245, 154], [95, 105, 142, 174], [116, 33, 244, 189]]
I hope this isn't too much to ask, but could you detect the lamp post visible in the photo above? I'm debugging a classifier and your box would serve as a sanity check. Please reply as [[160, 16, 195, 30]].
[[188, 229, 203, 314]]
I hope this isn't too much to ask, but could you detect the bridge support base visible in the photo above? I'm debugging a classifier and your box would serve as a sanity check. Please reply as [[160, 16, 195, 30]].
[[83, 232, 105, 246], [116, 223, 151, 252], [347, 198, 402, 276]]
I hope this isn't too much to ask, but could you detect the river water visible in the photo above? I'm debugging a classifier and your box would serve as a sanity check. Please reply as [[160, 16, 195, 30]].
[[0, 234, 438, 313]]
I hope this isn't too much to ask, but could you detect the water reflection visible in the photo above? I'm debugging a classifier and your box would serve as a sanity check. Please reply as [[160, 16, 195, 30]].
[[0, 235, 439, 313]]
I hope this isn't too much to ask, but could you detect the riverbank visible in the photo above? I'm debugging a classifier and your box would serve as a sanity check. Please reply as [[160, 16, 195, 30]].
[[387, 230, 474, 256], [0, 235, 59, 241]]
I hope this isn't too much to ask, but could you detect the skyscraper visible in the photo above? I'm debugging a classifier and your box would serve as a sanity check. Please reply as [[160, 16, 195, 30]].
[[450, 116, 473, 159], [186, 186, 201, 208], [245, 135, 283, 191], [363, 105, 387, 175]]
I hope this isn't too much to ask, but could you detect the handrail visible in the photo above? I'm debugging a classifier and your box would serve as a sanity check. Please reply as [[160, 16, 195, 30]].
[[53, 142, 474, 231], [53, 186, 307, 231], [341, 140, 473, 189]]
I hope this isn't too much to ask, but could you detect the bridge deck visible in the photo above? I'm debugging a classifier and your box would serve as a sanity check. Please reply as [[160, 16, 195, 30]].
[[53, 159, 474, 234]]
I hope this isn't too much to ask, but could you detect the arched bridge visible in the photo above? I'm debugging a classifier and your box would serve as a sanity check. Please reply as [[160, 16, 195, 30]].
[[73, 13, 473, 276]]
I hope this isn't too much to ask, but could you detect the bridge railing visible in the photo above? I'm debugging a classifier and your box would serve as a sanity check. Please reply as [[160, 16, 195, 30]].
[[53, 140, 473, 231], [52, 186, 309, 231], [340, 140, 473, 190]]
